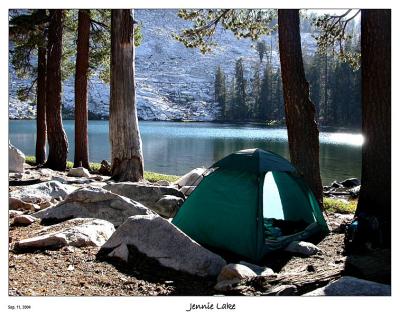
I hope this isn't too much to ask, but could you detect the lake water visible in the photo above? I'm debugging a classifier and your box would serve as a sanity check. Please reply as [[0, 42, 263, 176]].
[[9, 120, 362, 185]]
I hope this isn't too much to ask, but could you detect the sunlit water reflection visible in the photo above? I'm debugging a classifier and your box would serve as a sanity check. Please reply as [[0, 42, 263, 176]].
[[9, 120, 362, 185]]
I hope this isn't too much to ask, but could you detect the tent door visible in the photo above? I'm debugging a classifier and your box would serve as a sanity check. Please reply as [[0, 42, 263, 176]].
[[262, 171, 284, 220]]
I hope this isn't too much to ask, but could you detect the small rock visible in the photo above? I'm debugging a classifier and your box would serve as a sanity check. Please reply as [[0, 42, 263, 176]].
[[9, 210, 23, 218], [67, 167, 91, 178], [67, 264, 74, 271], [260, 268, 275, 276], [239, 261, 274, 276], [174, 168, 206, 188], [340, 178, 361, 188], [284, 241, 321, 256], [12, 215, 38, 226], [349, 185, 361, 197], [155, 195, 184, 218], [9, 197, 40, 211], [330, 181, 343, 189], [61, 246, 76, 253], [214, 278, 241, 292], [39, 169, 55, 177], [9, 142, 25, 173], [217, 263, 257, 282], [155, 180, 170, 186], [303, 276, 391, 296]]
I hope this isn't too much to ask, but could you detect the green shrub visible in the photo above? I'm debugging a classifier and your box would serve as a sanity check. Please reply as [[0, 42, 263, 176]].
[[323, 197, 357, 214], [25, 156, 36, 165], [24, 156, 180, 183], [144, 171, 180, 183]]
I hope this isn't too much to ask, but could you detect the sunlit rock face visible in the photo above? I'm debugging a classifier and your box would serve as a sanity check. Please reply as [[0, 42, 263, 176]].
[[9, 9, 316, 121]]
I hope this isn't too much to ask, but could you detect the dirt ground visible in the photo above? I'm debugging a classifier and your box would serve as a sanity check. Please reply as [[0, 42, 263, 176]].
[[9, 213, 389, 297]]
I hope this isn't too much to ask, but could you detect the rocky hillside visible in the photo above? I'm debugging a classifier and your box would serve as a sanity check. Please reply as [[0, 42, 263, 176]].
[[9, 9, 317, 121]]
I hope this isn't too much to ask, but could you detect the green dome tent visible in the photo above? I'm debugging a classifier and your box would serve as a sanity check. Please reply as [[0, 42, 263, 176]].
[[172, 148, 329, 262]]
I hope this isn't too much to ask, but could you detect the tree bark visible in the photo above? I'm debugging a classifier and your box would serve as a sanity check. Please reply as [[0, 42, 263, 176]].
[[44, 9, 68, 171], [356, 10, 391, 246], [278, 9, 323, 204], [35, 46, 47, 165], [74, 9, 90, 169], [110, 9, 144, 182]]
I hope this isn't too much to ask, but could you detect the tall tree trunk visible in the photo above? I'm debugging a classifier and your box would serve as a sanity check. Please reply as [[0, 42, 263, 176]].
[[110, 9, 144, 182], [324, 52, 328, 122], [35, 46, 47, 165], [269, 35, 273, 118], [278, 9, 323, 204], [74, 9, 90, 169], [356, 10, 391, 246], [44, 9, 68, 171]]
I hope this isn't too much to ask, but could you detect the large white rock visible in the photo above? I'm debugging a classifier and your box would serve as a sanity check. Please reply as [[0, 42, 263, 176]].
[[13, 218, 115, 251], [67, 167, 91, 178], [284, 241, 321, 256], [32, 187, 154, 226], [303, 276, 391, 296], [100, 214, 226, 277], [9, 143, 25, 173], [103, 182, 185, 218], [9, 181, 76, 207], [217, 263, 257, 282], [174, 167, 206, 188]]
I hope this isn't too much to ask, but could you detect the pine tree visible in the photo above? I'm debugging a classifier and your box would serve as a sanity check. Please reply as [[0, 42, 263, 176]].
[[250, 65, 261, 120], [306, 53, 322, 123], [214, 66, 226, 119], [44, 9, 69, 171], [259, 64, 270, 121], [109, 9, 144, 182], [234, 58, 246, 120], [74, 9, 90, 169], [272, 68, 285, 121], [356, 9, 391, 247], [9, 10, 48, 164], [256, 41, 267, 63], [225, 78, 235, 121], [278, 9, 323, 204]]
